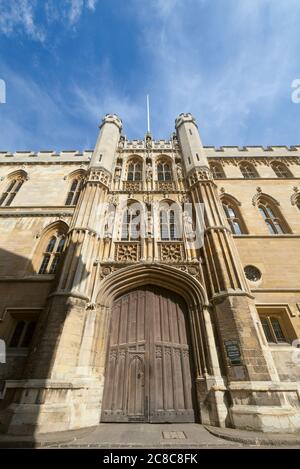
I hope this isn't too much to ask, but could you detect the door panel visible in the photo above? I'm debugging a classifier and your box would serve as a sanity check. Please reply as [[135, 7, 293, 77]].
[[127, 356, 145, 418], [101, 286, 196, 423]]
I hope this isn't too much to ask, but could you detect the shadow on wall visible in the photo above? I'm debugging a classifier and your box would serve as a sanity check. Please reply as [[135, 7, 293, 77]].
[[0, 243, 90, 436]]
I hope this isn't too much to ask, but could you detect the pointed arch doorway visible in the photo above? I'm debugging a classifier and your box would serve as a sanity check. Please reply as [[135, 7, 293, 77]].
[[101, 286, 197, 423]]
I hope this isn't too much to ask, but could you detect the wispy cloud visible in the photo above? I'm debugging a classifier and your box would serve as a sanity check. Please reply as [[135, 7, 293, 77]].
[[67, 0, 98, 25], [0, 0, 45, 41], [0, 0, 99, 41], [131, 0, 300, 143], [0, 0, 300, 150]]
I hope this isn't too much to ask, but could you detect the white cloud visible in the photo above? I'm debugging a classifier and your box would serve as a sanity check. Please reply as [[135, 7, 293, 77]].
[[0, 0, 99, 40], [131, 0, 300, 143], [0, 0, 45, 41]]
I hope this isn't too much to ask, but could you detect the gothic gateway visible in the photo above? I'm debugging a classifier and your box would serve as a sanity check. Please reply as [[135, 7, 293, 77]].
[[0, 113, 300, 434]]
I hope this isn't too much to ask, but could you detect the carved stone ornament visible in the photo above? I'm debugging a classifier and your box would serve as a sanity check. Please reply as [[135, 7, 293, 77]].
[[179, 193, 190, 204], [160, 243, 183, 262], [118, 136, 125, 151], [143, 194, 153, 206], [156, 181, 174, 192], [146, 163, 153, 181], [115, 243, 140, 262], [189, 167, 212, 184], [108, 194, 119, 206], [252, 187, 262, 206], [176, 163, 183, 179], [145, 134, 153, 150], [123, 181, 141, 192], [89, 169, 110, 187]]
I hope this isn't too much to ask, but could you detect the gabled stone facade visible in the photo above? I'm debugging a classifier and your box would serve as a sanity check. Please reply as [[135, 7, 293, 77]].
[[0, 113, 300, 435]]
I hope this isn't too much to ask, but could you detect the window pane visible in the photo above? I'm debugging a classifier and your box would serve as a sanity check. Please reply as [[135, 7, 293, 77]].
[[0, 193, 8, 206], [233, 221, 242, 235], [6, 179, 17, 192], [259, 207, 267, 219], [21, 321, 37, 347], [15, 180, 24, 192], [73, 191, 81, 205], [265, 221, 276, 234], [130, 211, 140, 240], [39, 254, 50, 274], [46, 237, 56, 253], [66, 192, 74, 205], [222, 204, 229, 217], [49, 255, 60, 274], [228, 207, 235, 218], [271, 318, 286, 343], [5, 193, 16, 206], [56, 238, 65, 253], [9, 321, 26, 347], [70, 179, 78, 192], [260, 318, 274, 343], [273, 221, 284, 234], [266, 206, 275, 218], [160, 211, 169, 240], [121, 211, 129, 240]]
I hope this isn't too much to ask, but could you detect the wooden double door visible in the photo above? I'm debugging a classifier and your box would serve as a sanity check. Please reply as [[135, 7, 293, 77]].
[[101, 286, 196, 423]]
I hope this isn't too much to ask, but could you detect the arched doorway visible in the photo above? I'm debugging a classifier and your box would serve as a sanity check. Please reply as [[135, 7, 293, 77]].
[[101, 286, 197, 423]]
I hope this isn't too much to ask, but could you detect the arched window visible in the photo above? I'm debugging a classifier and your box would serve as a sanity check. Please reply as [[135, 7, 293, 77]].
[[159, 203, 181, 240], [271, 162, 292, 178], [222, 198, 246, 235], [127, 160, 142, 181], [210, 163, 225, 179], [38, 233, 66, 274], [239, 162, 258, 179], [65, 177, 84, 205], [157, 161, 172, 181], [121, 205, 141, 240], [0, 172, 26, 207], [258, 198, 287, 234]]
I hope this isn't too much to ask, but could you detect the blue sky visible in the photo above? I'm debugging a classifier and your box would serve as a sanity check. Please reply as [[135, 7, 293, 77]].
[[0, 0, 300, 151]]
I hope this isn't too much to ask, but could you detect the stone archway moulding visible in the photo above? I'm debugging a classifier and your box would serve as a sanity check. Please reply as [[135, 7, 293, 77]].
[[95, 263, 209, 309]]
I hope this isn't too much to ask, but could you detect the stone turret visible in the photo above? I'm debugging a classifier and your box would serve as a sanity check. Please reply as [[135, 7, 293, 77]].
[[90, 114, 122, 173], [175, 113, 208, 174]]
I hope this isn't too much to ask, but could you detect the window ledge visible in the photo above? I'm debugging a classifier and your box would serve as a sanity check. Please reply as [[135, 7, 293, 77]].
[[268, 343, 293, 350]]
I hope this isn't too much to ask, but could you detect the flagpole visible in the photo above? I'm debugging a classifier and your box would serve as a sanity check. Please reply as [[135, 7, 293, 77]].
[[147, 94, 150, 133]]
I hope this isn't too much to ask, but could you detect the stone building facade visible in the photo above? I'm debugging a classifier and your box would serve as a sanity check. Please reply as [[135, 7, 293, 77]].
[[0, 113, 300, 435]]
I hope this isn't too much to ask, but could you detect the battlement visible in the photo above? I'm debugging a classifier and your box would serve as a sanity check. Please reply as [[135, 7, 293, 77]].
[[0, 145, 300, 163], [123, 139, 173, 150], [204, 145, 300, 156], [0, 150, 93, 163]]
